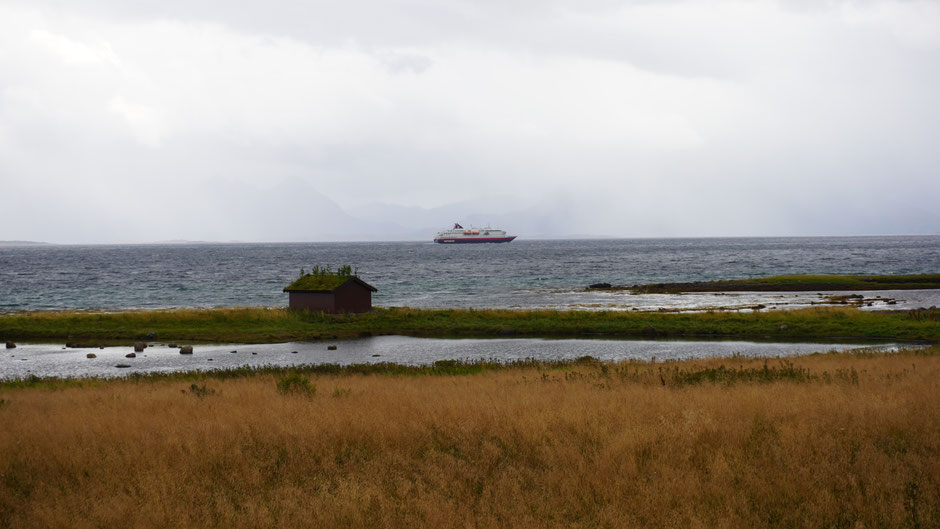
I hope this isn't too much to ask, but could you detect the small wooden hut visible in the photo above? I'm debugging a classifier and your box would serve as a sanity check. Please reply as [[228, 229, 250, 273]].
[[283, 270, 377, 313]]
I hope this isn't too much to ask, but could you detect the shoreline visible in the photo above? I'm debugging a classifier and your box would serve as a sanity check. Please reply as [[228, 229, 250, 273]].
[[608, 273, 940, 293], [4, 337, 918, 383]]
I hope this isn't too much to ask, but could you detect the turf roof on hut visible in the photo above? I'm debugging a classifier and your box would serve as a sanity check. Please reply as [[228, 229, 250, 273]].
[[283, 273, 377, 293]]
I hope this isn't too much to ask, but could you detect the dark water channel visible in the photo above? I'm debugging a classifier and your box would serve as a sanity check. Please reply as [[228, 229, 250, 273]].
[[1, 336, 911, 380]]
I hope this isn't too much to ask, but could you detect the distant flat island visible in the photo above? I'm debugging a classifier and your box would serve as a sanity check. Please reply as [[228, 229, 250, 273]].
[[151, 239, 247, 244], [0, 240, 51, 247]]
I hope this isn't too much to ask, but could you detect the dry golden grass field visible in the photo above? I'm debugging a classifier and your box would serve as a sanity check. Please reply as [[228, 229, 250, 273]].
[[1, 347, 938, 528]]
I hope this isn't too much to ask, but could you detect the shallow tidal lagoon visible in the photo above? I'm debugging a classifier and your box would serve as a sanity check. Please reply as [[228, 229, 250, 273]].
[[2, 336, 910, 379]]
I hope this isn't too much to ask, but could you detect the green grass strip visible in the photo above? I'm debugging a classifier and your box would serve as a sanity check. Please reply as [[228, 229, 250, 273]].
[[632, 273, 940, 293], [1, 306, 938, 344]]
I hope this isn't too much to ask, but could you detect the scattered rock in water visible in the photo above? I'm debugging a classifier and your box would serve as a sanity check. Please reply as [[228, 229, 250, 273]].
[[168, 344, 178, 348], [115, 364, 131, 368], [134, 342, 146, 352], [291, 351, 298, 354], [251, 352, 257, 355], [66, 343, 78, 348], [372, 354, 381, 357], [327, 345, 337, 350], [86, 353, 97, 359], [589, 282, 612, 289], [230, 350, 237, 354], [179, 345, 194, 355], [208, 358, 213, 362], [125, 352, 136, 358], [5, 342, 15, 349]]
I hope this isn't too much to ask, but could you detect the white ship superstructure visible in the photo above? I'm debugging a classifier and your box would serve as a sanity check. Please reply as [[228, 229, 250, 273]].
[[433, 223, 516, 244]]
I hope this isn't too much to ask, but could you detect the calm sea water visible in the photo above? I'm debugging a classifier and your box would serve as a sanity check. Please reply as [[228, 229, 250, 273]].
[[1, 236, 938, 312]]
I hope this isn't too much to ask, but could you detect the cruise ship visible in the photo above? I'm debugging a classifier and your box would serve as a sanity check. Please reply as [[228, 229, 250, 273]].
[[433, 223, 517, 244]]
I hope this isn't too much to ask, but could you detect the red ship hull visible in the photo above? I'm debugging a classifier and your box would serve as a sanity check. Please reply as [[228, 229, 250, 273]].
[[434, 236, 516, 244]]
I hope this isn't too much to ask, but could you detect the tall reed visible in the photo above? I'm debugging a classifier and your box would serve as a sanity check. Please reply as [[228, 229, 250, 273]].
[[1, 347, 938, 528]]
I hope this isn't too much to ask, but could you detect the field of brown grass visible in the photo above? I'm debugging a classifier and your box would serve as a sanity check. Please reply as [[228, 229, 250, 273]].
[[2, 348, 938, 528]]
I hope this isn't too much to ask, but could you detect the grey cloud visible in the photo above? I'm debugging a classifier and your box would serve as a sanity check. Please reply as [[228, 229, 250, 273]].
[[376, 51, 434, 75], [1, 0, 938, 243]]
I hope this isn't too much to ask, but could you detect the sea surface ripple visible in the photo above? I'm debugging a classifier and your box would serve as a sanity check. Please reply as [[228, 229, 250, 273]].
[[1, 236, 938, 311]]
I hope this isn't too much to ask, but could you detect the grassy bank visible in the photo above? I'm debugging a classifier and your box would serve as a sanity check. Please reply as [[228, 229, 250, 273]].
[[3, 306, 940, 344], [628, 273, 940, 293], [1, 347, 938, 528], [1, 306, 939, 344]]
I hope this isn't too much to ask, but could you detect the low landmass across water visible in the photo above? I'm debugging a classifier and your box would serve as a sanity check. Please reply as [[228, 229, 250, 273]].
[[592, 272, 940, 293], [2, 273, 939, 526]]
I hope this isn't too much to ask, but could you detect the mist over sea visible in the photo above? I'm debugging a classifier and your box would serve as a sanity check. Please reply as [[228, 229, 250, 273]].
[[1, 236, 938, 312]]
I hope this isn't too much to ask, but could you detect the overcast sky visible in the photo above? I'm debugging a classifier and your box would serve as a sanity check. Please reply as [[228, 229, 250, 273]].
[[1, 0, 938, 243]]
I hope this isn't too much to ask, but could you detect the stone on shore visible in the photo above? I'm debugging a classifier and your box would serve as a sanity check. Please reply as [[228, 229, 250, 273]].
[[180, 345, 194, 355], [86, 353, 97, 359], [5, 342, 15, 349]]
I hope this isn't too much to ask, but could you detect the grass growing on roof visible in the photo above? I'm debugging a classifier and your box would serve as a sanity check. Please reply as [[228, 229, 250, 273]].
[[283, 264, 362, 292]]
